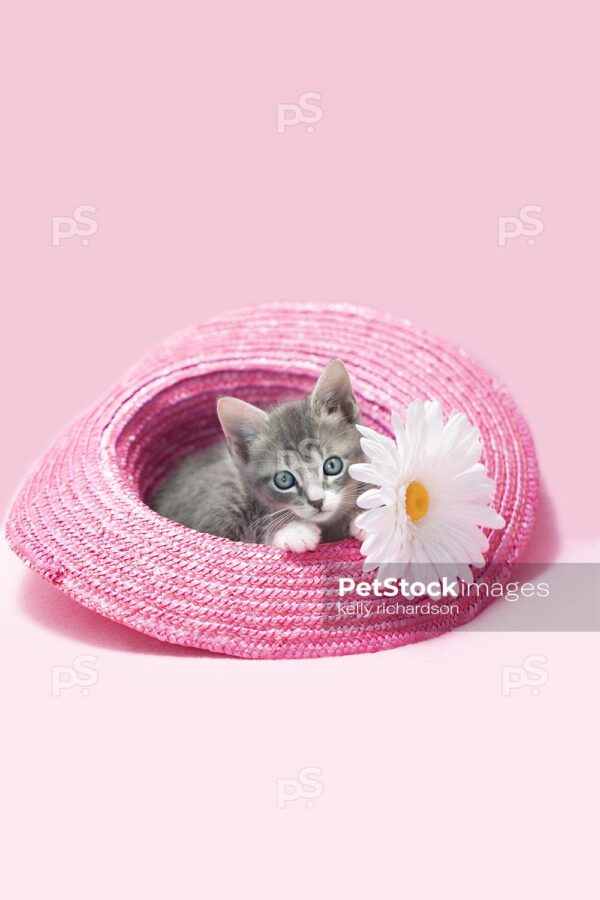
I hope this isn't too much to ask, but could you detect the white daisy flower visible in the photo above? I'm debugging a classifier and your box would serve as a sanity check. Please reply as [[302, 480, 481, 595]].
[[349, 399, 505, 585]]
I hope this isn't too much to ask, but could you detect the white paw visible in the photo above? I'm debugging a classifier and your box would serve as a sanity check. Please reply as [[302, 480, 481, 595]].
[[349, 519, 367, 542], [270, 521, 321, 553]]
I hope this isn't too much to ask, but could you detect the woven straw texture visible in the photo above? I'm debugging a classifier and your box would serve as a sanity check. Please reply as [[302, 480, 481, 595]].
[[6, 302, 539, 659]]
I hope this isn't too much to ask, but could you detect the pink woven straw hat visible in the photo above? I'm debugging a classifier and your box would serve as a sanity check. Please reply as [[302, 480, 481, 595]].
[[6, 302, 539, 659]]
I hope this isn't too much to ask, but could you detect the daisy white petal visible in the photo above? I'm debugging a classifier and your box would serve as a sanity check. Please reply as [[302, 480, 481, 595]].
[[455, 504, 506, 529], [359, 438, 400, 474], [356, 425, 396, 454], [405, 400, 428, 457], [356, 485, 396, 510], [356, 488, 385, 509], [348, 463, 381, 485], [391, 411, 409, 457], [423, 400, 444, 451], [354, 506, 396, 532], [451, 476, 496, 502], [361, 529, 392, 558], [372, 565, 406, 580]]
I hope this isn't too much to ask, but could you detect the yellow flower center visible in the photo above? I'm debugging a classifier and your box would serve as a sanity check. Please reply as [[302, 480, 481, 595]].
[[405, 481, 429, 522]]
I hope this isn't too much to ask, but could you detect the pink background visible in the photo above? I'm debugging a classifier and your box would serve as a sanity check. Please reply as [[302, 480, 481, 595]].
[[1, 3, 598, 899]]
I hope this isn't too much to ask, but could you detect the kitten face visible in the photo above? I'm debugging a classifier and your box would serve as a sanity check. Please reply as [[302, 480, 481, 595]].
[[217, 360, 364, 526], [247, 400, 363, 523]]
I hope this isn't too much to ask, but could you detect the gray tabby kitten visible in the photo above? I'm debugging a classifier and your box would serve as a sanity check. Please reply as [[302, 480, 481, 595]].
[[150, 359, 366, 552]]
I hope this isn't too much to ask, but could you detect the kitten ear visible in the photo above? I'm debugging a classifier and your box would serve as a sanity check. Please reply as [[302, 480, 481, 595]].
[[311, 358, 359, 424], [217, 397, 268, 462]]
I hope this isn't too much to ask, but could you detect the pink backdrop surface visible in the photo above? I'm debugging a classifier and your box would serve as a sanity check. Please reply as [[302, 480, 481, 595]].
[[0, 3, 598, 899]]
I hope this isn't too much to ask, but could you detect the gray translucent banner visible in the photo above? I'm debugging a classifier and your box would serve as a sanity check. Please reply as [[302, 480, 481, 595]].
[[318, 563, 600, 632]]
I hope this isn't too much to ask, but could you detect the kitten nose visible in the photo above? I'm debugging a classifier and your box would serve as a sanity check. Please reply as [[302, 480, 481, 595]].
[[308, 498, 324, 511]]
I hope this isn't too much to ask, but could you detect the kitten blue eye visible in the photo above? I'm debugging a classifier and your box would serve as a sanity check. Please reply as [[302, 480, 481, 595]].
[[274, 471, 296, 490], [323, 456, 343, 476]]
